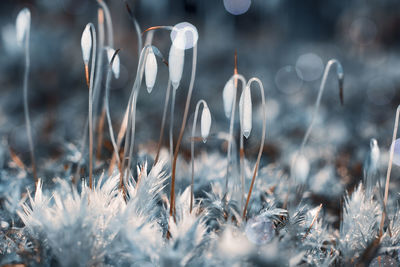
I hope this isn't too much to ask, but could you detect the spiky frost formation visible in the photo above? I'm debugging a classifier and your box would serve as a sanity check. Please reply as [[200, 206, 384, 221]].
[[17, 159, 170, 266], [160, 187, 208, 266], [202, 183, 241, 231], [18, 176, 123, 266], [339, 183, 381, 262], [110, 160, 168, 265], [302, 218, 337, 265]]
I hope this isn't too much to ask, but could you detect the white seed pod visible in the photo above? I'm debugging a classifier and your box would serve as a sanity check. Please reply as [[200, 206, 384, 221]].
[[145, 48, 157, 93], [223, 78, 235, 119], [201, 104, 212, 143], [16, 8, 31, 47], [106, 47, 120, 79], [239, 85, 252, 139], [168, 31, 186, 90], [81, 24, 92, 65], [291, 153, 310, 184]]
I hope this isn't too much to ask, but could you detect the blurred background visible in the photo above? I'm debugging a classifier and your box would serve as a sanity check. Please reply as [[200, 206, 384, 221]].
[[1, 0, 400, 195]]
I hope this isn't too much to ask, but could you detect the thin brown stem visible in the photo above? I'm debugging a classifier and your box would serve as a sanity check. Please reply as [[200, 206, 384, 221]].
[[302, 204, 323, 241], [170, 44, 197, 219], [242, 77, 267, 219], [379, 105, 400, 237], [96, 109, 106, 160]]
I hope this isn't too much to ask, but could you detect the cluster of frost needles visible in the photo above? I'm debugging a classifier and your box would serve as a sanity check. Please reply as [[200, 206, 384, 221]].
[[2, 3, 400, 267]]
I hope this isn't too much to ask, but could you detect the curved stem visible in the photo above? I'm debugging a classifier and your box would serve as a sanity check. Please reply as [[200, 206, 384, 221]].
[[142, 25, 174, 35], [104, 51, 121, 166], [242, 77, 267, 219], [88, 24, 97, 189], [170, 44, 197, 219], [170, 88, 176, 165], [123, 0, 142, 57], [300, 59, 343, 154], [190, 99, 207, 213], [23, 25, 37, 184], [154, 79, 172, 165], [121, 45, 152, 182], [224, 74, 247, 195], [379, 105, 400, 237], [97, 0, 113, 48]]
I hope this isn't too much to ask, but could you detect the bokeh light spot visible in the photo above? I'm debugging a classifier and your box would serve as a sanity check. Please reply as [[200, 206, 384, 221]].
[[170, 22, 198, 50], [275, 65, 303, 94], [223, 0, 251, 15], [296, 53, 324, 81]]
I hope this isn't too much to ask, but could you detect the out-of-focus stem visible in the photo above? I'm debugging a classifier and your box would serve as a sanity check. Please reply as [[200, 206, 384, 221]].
[[23, 24, 37, 184]]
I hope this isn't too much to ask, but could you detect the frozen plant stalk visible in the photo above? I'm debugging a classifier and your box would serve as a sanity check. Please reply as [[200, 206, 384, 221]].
[[16, 8, 37, 184], [80, 23, 97, 189], [190, 100, 211, 212], [240, 78, 267, 219]]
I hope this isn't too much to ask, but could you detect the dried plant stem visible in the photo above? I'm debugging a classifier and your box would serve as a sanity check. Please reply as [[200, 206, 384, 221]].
[[242, 77, 267, 219], [73, 119, 88, 184], [224, 74, 246, 196], [104, 50, 121, 166], [170, 88, 176, 164], [121, 27, 172, 180], [154, 79, 172, 165], [302, 204, 323, 241], [142, 26, 174, 35], [104, 49, 125, 195], [379, 105, 400, 237], [170, 44, 197, 219], [88, 25, 97, 190], [96, 109, 106, 160], [22, 25, 37, 184], [120, 45, 152, 184], [108, 30, 156, 174], [93, 8, 105, 161], [190, 99, 207, 212]]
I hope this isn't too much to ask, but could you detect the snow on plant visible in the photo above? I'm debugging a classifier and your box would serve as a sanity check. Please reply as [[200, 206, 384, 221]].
[[17, 158, 169, 266], [339, 183, 381, 262]]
